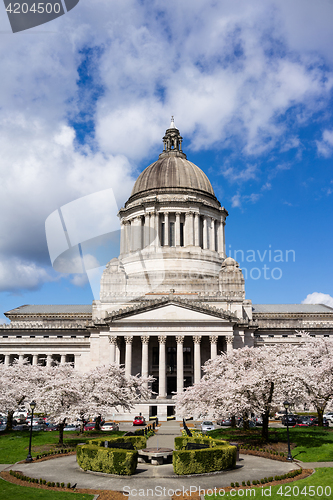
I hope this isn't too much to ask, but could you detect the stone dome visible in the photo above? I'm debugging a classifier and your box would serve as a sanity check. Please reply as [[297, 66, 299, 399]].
[[130, 156, 215, 199], [128, 118, 217, 202]]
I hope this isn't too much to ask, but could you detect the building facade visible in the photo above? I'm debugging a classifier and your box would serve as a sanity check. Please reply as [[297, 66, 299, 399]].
[[1, 120, 333, 420]]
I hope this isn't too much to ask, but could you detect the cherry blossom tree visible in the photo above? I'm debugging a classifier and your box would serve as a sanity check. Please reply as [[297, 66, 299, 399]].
[[0, 360, 47, 431], [293, 332, 333, 426], [175, 344, 301, 441]]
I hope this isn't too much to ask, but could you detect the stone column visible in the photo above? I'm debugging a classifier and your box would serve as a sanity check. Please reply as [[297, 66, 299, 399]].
[[141, 336, 149, 389], [115, 342, 121, 364], [19, 354, 24, 362], [60, 354, 66, 364], [203, 217, 208, 249], [175, 213, 181, 246], [193, 336, 202, 384], [194, 213, 200, 247], [164, 212, 169, 246], [4, 354, 10, 365], [222, 221, 226, 257], [210, 219, 216, 251], [209, 335, 218, 359], [124, 221, 131, 253], [150, 212, 156, 248], [158, 335, 167, 398], [120, 222, 126, 255], [217, 220, 223, 256], [109, 335, 117, 364], [46, 355, 52, 367], [143, 214, 150, 248], [185, 212, 194, 246], [226, 335, 234, 353], [176, 335, 184, 393], [124, 336, 133, 378]]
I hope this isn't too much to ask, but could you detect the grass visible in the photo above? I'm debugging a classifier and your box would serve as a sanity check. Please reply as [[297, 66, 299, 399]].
[[205, 467, 333, 499], [0, 430, 124, 464], [208, 427, 333, 462], [0, 479, 94, 500]]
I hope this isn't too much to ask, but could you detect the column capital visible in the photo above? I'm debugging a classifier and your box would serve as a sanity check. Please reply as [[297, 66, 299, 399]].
[[193, 335, 202, 344], [209, 335, 218, 344], [226, 335, 234, 344], [124, 336, 133, 344], [141, 335, 150, 344], [158, 335, 167, 344], [108, 335, 117, 344], [176, 335, 185, 344]]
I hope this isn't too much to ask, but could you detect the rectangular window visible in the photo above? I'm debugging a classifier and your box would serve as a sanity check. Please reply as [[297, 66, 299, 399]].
[[183, 346, 191, 366], [161, 222, 165, 246], [153, 346, 159, 365], [169, 222, 175, 246], [180, 222, 184, 247]]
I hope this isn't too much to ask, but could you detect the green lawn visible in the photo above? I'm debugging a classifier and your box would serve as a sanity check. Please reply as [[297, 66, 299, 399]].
[[0, 430, 124, 464], [208, 427, 333, 462], [205, 468, 333, 499], [0, 479, 94, 500]]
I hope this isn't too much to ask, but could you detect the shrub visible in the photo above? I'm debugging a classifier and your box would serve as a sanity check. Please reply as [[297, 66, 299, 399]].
[[56, 482, 60, 487], [67, 483, 71, 488], [61, 482, 65, 488], [231, 482, 235, 487], [77, 444, 138, 475], [261, 479, 265, 484], [173, 437, 237, 475], [89, 435, 146, 450], [235, 482, 239, 487], [47, 482, 51, 487], [247, 480, 251, 486], [242, 481, 246, 486]]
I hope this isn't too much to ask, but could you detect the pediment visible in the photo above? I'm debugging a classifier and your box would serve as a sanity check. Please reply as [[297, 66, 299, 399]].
[[106, 298, 238, 324]]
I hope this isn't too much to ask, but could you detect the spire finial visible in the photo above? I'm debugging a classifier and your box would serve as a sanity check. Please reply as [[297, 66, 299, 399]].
[[159, 117, 187, 159], [170, 116, 175, 128]]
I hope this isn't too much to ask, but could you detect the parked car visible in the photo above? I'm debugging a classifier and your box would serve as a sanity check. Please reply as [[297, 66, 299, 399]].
[[274, 411, 286, 420], [217, 417, 232, 426], [253, 416, 263, 426], [0, 424, 6, 432], [323, 412, 333, 423], [294, 416, 311, 427], [309, 418, 329, 427], [101, 422, 119, 432], [13, 424, 30, 431], [133, 416, 146, 426], [201, 421, 215, 433], [63, 424, 80, 432], [84, 422, 96, 431], [44, 424, 59, 431], [281, 414, 298, 426], [32, 424, 46, 431], [237, 419, 256, 429]]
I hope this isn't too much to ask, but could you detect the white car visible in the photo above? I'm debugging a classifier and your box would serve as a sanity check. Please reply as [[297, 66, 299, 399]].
[[101, 422, 119, 432], [200, 421, 215, 433], [323, 412, 333, 423]]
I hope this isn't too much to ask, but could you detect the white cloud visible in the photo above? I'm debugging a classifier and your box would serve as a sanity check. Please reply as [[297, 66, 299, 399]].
[[70, 274, 89, 287], [1, 0, 333, 290], [0, 257, 53, 292], [316, 129, 333, 157], [302, 292, 333, 309]]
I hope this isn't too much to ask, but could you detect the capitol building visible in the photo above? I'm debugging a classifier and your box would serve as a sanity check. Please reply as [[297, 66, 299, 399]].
[[1, 120, 333, 420]]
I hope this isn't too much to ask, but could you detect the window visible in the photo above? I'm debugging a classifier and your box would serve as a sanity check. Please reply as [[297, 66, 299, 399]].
[[183, 346, 191, 366], [161, 222, 165, 246], [180, 222, 184, 247], [152, 346, 159, 365], [30, 335, 35, 338], [44, 335, 49, 338]]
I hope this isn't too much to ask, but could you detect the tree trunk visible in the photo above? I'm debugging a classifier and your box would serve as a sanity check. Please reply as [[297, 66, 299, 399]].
[[5, 410, 14, 432], [242, 412, 249, 431], [317, 408, 324, 427], [262, 412, 269, 441], [261, 381, 274, 442], [95, 415, 102, 431], [58, 419, 66, 446], [231, 415, 236, 428]]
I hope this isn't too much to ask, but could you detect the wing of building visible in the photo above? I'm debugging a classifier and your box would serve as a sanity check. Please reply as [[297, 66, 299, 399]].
[[1, 120, 333, 420]]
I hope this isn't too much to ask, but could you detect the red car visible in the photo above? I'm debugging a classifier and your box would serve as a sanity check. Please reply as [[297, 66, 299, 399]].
[[133, 416, 146, 426], [84, 422, 96, 431]]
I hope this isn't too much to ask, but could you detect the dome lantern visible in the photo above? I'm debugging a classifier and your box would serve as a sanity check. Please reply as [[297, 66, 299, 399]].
[[160, 116, 187, 159]]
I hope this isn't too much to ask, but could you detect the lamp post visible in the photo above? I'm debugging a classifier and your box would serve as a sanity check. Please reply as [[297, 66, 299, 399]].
[[26, 401, 36, 462], [283, 400, 293, 461]]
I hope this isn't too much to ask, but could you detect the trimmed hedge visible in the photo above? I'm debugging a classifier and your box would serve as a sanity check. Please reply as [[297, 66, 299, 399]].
[[88, 435, 147, 450], [77, 435, 147, 475], [173, 436, 236, 475]]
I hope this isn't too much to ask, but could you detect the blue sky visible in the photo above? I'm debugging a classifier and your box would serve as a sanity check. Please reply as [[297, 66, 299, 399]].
[[0, 0, 333, 322]]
